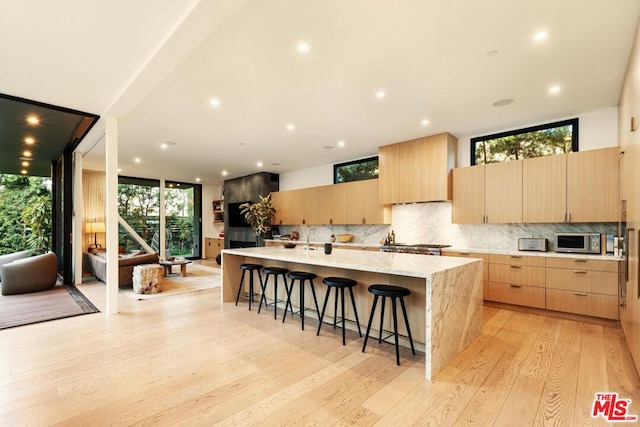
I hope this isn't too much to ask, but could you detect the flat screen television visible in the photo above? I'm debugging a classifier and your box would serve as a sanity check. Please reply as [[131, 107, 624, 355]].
[[227, 201, 251, 227]]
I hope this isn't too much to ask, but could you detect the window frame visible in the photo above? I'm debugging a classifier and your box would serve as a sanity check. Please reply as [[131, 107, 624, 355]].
[[333, 156, 379, 184], [470, 118, 579, 166]]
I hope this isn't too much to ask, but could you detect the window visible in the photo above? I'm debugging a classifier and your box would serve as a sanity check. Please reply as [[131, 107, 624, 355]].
[[334, 156, 379, 184], [471, 118, 578, 165]]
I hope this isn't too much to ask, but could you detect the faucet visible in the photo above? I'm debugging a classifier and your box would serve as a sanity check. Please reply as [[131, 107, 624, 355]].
[[306, 227, 316, 251]]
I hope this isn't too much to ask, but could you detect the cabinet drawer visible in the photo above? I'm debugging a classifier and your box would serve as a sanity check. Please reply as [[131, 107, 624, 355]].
[[443, 251, 488, 281], [545, 257, 618, 272], [488, 264, 545, 287], [546, 289, 618, 320], [545, 268, 617, 296], [484, 282, 545, 309], [488, 254, 545, 267]]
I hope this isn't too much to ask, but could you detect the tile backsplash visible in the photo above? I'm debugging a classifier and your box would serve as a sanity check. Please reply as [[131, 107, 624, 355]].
[[278, 202, 618, 250]]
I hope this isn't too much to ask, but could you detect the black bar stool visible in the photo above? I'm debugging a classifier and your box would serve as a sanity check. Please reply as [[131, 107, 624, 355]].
[[282, 271, 320, 330], [316, 277, 362, 345], [362, 284, 416, 365], [258, 267, 289, 319], [234, 263, 263, 311]]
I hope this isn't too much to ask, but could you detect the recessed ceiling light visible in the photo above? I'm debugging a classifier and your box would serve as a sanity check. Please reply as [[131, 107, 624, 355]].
[[195, 178, 201, 182], [134, 157, 141, 163], [337, 140, 345, 147], [210, 98, 220, 107], [26, 115, 39, 125], [492, 98, 514, 107], [534, 31, 548, 41], [257, 161, 263, 167], [22, 150, 32, 157], [24, 137, 35, 145], [296, 42, 310, 53], [117, 168, 122, 173], [21, 161, 29, 167], [375, 90, 386, 99], [176, 183, 180, 187], [549, 85, 561, 94], [286, 123, 295, 131], [222, 170, 228, 176], [160, 143, 168, 149], [21, 169, 28, 175], [421, 119, 430, 126]]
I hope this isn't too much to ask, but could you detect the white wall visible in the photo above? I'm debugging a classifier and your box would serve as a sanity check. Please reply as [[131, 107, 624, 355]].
[[280, 107, 619, 189], [456, 107, 619, 167]]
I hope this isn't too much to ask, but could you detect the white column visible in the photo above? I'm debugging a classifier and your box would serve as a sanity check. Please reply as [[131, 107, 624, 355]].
[[105, 117, 119, 314], [72, 152, 84, 285], [159, 179, 166, 260]]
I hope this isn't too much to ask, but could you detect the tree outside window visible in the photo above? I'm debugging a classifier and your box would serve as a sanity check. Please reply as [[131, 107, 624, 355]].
[[472, 119, 578, 165]]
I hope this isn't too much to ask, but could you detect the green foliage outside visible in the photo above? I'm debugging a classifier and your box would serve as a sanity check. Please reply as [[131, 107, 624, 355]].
[[335, 157, 379, 183], [0, 174, 52, 255], [117, 182, 194, 256], [475, 126, 573, 164]]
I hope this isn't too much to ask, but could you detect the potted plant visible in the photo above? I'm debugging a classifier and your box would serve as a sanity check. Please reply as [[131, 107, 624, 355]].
[[240, 194, 276, 245]]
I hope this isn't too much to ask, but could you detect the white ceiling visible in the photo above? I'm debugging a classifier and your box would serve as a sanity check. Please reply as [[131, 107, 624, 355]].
[[1, 0, 639, 186]]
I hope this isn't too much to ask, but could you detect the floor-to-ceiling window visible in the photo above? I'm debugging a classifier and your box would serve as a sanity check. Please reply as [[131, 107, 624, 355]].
[[165, 181, 201, 259]]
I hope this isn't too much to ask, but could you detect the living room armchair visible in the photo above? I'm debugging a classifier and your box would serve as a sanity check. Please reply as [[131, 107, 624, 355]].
[[0, 252, 58, 295]]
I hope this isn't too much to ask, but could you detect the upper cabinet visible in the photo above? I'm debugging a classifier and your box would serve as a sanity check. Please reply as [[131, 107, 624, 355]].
[[379, 132, 457, 204], [454, 147, 620, 224], [271, 179, 390, 226], [452, 161, 522, 224], [566, 147, 619, 222]]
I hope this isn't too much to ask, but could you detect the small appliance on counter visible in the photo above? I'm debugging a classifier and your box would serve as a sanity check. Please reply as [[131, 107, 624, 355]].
[[518, 237, 547, 252], [554, 232, 601, 254]]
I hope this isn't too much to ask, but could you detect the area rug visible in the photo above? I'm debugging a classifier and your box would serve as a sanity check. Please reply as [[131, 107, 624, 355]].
[[0, 284, 100, 330], [120, 263, 221, 300]]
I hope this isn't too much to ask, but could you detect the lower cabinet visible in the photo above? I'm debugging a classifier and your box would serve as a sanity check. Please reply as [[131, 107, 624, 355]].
[[485, 254, 546, 309], [545, 257, 618, 320], [205, 237, 223, 259], [446, 251, 619, 320]]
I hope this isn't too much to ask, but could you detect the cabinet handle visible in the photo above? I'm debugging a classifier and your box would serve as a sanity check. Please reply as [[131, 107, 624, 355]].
[[510, 265, 522, 269], [459, 252, 470, 256], [573, 259, 587, 263], [573, 292, 587, 296], [330, 219, 333, 225], [510, 255, 522, 259], [302, 219, 306, 225], [510, 284, 521, 288], [572, 270, 587, 274], [362, 218, 366, 224]]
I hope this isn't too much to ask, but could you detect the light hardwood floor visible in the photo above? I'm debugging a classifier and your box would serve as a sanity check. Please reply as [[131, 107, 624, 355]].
[[1, 265, 639, 426]]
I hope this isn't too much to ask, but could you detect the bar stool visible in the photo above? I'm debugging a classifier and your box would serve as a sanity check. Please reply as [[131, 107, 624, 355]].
[[258, 267, 289, 319], [234, 263, 264, 311], [362, 284, 416, 365], [316, 277, 362, 345], [282, 271, 320, 330]]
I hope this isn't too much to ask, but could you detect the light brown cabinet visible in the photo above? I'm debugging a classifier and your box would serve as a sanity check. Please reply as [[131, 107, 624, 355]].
[[454, 147, 620, 224], [566, 147, 620, 222], [452, 161, 522, 224], [545, 257, 618, 319], [523, 154, 567, 222], [379, 132, 457, 204], [452, 165, 485, 224], [205, 237, 223, 259], [271, 179, 389, 225], [485, 254, 546, 309]]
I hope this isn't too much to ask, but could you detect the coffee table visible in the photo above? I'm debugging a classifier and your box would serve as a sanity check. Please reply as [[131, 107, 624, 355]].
[[159, 259, 192, 277]]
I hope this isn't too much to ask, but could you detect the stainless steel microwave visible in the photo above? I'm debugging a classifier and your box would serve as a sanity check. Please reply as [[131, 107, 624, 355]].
[[554, 232, 601, 254]]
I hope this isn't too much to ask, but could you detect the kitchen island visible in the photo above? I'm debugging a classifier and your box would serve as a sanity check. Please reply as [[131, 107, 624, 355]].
[[221, 246, 483, 379]]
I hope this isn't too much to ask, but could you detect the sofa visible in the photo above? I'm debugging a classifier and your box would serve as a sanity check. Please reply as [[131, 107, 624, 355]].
[[84, 250, 160, 286], [0, 249, 36, 282], [1, 252, 58, 295]]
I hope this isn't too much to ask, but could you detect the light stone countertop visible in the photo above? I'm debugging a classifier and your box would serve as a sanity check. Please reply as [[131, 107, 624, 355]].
[[222, 246, 480, 278], [264, 239, 381, 249], [443, 247, 623, 261]]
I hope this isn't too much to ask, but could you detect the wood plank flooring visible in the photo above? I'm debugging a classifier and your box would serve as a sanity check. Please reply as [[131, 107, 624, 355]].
[[1, 264, 639, 426]]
